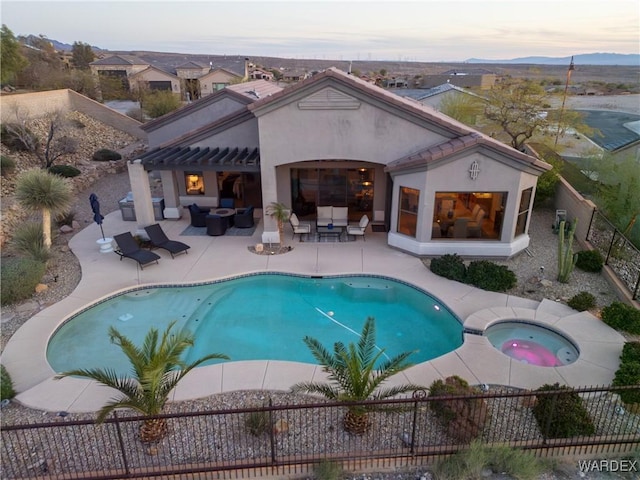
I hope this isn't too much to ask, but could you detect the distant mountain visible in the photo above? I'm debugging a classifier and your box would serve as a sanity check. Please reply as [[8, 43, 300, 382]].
[[466, 53, 639, 66]]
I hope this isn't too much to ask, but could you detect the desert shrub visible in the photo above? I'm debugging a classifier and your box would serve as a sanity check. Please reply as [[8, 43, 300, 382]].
[[0, 257, 46, 305], [433, 440, 543, 480], [429, 376, 488, 443], [11, 222, 50, 263], [532, 383, 595, 438], [601, 301, 640, 335], [430, 254, 467, 282], [244, 409, 271, 436], [0, 123, 37, 151], [1, 365, 16, 400], [620, 341, 640, 364], [92, 148, 122, 161], [575, 249, 604, 272], [466, 260, 517, 292], [612, 362, 640, 405], [142, 90, 181, 118], [48, 164, 81, 178], [313, 460, 344, 480], [567, 291, 596, 311], [1, 155, 16, 176]]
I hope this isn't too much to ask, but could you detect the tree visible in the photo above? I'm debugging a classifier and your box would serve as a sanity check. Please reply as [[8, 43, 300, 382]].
[[1, 24, 28, 84], [291, 317, 423, 435], [266, 202, 289, 246], [15, 169, 73, 248], [439, 93, 485, 126], [595, 153, 640, 247], [16, 34, 64, 90], [141, 89, 181, 118], [57, 322, 229, 443], [71, 41, 95, 70], [3, 108, 78, 168], [482, 78, 550, 151]]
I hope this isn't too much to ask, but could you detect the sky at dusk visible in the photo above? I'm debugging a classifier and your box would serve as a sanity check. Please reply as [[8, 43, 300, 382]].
[[2, 0, 639, 62]]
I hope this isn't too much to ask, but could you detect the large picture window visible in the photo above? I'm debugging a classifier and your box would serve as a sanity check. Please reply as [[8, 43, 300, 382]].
[[290, 167, 374, 221], [398, 187, 420, 237], [431, 192, 506, 240]]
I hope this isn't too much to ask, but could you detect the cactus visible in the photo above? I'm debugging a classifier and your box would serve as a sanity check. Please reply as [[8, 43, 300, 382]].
[[557, 219, 578, 283]]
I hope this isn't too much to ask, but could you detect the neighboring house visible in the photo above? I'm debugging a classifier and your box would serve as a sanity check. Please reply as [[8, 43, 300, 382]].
[[418, 68, 497, 90], [249, 68, 275, 81], [129, 66, 181, 94], [90, 55, 249, 100], [129, 68, 550, 257], [394, 83, 485, 111]]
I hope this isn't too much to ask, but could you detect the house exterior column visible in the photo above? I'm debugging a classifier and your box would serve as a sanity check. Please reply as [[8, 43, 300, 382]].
[[127, 159, 155, 235], [260, 166, 280, 244], [160, 170, 182, 219]]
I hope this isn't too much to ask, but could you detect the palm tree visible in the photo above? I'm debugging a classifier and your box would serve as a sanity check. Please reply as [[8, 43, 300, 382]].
[[15, 169, 73, 248], [291, 317, 423, 435], [266, 201, 290, 247], [57, 321, 229, 443]]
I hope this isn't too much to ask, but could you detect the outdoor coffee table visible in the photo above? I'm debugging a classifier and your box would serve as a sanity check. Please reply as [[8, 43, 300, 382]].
[[211, 208, 236, 227], [317, 225, 344, 242]]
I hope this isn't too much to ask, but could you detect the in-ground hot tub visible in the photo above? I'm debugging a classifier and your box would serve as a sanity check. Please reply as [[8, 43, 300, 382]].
[[484, 321, 579, 367]]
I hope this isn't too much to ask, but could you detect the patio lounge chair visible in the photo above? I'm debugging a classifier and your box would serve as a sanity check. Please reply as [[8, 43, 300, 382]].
[[234, 206, 255, 228], [144, 223, 191, 258], [290, 212, 311, 240], [113, 232, 160, 269]]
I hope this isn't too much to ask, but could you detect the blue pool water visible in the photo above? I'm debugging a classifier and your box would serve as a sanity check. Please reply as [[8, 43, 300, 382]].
[[47, 274, 463, 376]]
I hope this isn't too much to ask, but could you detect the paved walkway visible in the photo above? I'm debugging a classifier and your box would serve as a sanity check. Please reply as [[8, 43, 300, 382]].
[[1, 210, 626, 412]]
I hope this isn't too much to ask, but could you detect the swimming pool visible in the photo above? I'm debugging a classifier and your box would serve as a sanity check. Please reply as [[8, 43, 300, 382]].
[[47, 274, 463, 377]]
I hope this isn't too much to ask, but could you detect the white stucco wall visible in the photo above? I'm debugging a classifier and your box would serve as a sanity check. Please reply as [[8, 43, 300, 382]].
[[190, 117, 259, 149]]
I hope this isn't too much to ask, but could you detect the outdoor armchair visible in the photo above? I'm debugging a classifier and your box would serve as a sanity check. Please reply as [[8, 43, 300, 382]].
[[188, 204, 209, 227], [290, 212, 311, 240], [144, 223, 190, 258], [234, 206, 255, 228], [113, 232, 160, 269], [346, 214, 369, 240]]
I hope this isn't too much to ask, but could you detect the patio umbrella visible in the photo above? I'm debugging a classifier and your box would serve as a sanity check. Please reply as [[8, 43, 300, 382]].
[[89, 193, 105, 240]]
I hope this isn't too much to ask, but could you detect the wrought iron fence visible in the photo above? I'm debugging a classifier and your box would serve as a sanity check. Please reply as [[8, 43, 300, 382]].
[[2, 385, 639, 479], [587, 210, 640, 300]]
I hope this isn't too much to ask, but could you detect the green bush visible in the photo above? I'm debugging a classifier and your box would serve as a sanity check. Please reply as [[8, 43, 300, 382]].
[[430, 254, 467, 282], [0, 123, 37, 151], [313, 460, 344, 480], [1, 365, 16, 400], [532, 383, 595, 438], [1, 155, 16, 176], [429, 376, 488, 443], [612, 362, 640, 405], [466, 261, 517, 292], [11, 222, 50, 263], [142, 90, 181, 118], [244, 409, 271, 436], [601, 301, 640, 335], [575, 249, 604, 273], [92, 148, 122, 161], [49, 164, 81, 178], [0, 257, 46, 305], [433, 440, 543, 480], [567, 291, 596, 311], [620, 341, 640, 364]]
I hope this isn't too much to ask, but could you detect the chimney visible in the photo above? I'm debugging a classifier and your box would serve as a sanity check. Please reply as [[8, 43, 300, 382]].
[[244, 57, 250, 81]]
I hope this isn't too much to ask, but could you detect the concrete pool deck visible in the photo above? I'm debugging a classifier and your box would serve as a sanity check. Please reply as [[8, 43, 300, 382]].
[[2, 210, 626, 413]]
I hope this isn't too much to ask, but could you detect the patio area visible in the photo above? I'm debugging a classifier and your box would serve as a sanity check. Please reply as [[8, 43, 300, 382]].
[[1, 208, 626, 413]]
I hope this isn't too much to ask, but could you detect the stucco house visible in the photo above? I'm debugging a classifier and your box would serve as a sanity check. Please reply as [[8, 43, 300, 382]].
[[128, 67, 550, 257]]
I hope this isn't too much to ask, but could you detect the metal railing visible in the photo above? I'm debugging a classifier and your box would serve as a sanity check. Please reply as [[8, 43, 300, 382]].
[[587, 210, 640, 300], [2, 385, 639, 479]]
